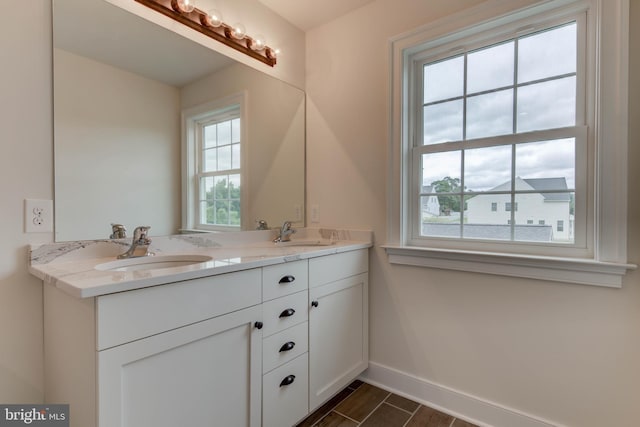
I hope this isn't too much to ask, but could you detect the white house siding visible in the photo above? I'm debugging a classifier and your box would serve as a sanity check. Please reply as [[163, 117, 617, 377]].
[[466, 178, 572, 241]]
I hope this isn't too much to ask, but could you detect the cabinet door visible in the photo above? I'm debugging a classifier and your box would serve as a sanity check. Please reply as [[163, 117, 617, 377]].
[[98, 305, 262, 427], [308, 273, 369, 411]]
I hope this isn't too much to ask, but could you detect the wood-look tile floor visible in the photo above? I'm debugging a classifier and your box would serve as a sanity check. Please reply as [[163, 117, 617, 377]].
[[296, 381, 479, 427]]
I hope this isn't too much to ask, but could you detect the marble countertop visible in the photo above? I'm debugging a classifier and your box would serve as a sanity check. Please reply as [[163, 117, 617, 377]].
[[29, 228, 373, 298]]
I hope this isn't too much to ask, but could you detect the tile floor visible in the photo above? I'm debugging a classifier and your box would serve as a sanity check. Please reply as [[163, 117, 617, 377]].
[[296, 381, 479, 427]]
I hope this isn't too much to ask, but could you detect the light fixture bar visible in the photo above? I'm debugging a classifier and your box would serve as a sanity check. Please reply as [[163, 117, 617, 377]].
[[134, 0, 277, 67]]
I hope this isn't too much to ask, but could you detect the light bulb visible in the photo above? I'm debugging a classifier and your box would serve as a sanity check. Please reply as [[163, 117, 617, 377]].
[[267, 47, 280, 59], [251, 34, 266, 51], [231, 23, 246, 39], [175, 0, 195, 13], [204, 9, 223, 27]]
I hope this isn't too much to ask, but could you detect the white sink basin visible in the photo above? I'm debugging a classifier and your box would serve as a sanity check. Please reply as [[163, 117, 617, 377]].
[[95, 255, 213, 272]]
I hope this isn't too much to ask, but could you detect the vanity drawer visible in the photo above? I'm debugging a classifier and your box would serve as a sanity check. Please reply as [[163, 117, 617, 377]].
[[96, 269, 261, 350], [262, 290, 308, 337], [309, 249, 368, 288], [262, 260, 308, 301], [263, 321, 308, 374], [262, 353, 309, 427]]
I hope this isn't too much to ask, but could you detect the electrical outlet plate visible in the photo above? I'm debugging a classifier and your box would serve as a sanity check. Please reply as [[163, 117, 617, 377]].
[[294, 204, 302, 222], [25, 199, 53, 233]]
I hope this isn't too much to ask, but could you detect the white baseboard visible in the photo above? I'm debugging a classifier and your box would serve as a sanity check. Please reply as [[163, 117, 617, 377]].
[[359, 362, 564, 427]]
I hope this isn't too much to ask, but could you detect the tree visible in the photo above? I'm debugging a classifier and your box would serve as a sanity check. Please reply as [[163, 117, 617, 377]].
[[430, 176, 468, 214]]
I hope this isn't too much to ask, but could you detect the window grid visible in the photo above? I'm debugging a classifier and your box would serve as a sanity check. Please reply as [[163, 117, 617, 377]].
[[414, 19, 582, 246], [195, 111, 241, 229]]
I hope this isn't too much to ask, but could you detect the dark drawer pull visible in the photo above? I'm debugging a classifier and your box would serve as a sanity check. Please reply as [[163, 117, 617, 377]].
[[279, 341, 296, 352], [279, 375, 296, 387], [279, 275, 295, 284], [254, 321, 263, 329], [279, 308, 295, 318], [311, 300, 319, 308]]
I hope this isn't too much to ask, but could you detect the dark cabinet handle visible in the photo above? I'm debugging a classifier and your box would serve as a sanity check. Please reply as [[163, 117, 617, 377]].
[[279, 308, 295, 318], [254, 321, 263, 329], [279, 341, 296, 352], [279, 375, 296, 387], [311, 300, 319, 308], [279, 275, 295, 284]]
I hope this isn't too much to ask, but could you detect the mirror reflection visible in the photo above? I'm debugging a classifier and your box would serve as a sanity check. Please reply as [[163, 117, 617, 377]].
[[53, 0, 305, 241]]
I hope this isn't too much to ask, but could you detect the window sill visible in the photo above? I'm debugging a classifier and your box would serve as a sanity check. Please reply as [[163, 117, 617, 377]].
[[383, 245, 636, 288]]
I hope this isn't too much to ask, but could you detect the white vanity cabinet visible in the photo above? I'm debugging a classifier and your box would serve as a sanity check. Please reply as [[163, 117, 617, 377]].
[[42, 246, 369, 427], [44, 269, 263, 427], [308, 249, 369, 411]]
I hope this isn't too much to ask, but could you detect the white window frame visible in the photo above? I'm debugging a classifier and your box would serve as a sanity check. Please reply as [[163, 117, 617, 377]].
[[181, 93, 248, 232], [386, 0, 635, 287]]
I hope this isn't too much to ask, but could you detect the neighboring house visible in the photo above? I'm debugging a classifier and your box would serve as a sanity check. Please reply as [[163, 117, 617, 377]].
[[421, 185, 440, 217], [466, 177, 573, 241]]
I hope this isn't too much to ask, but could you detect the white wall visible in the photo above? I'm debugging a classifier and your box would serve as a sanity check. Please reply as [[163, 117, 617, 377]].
[[0, 1, 51, 402], [306, 1, 640, 426], [54, 49, 181, 241]]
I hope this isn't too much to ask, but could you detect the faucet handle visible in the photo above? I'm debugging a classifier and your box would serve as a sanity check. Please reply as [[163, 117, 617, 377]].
[[110, 223, 127, 239]]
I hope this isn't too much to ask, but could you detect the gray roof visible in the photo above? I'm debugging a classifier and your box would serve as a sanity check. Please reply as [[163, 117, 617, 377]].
[[523, 178, 570, 202], [422, 223, 554, 242]]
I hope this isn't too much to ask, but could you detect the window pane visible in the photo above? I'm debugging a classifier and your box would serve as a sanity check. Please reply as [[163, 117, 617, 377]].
[[421, 207, 462, 238], [204, 148, 217, 172], [423, 99, 463, 144], [467, 41, 514, 93], [201, 176, 214, 201], [215, 200, 230, 225], [518, 23, 577, 83], [229, 174, 241, 200], [514, 192, 574, 243], [214, 176, 228, 200], [217, 145, 232, 171], [515, 138, 575, 189], [517, 76, 576, 132], [466, 89, 513, 140], [465, 192, 511, 240], [217, 120, 231, 146], [200, 200, 214, 225], [232, 144, 241, 170], [424, 56, 464, 103], [422, 151, 461, 191], [231, 118, 241, 143], [464, 145, 512, 192], [204, 124, 216, 148]]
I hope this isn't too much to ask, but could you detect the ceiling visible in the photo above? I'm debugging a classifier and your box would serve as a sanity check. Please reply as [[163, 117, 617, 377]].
[[257, 0, 375, 31]]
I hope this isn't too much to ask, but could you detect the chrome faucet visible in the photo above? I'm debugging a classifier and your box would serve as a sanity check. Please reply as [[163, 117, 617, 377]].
[[110, 223, 127, 239], [117, 226, 153, 259], [273, 221, 296, 243]]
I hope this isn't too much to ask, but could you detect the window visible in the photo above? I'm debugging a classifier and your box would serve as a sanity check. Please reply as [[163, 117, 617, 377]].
[[491, 202, 497, 212], [387, 0, 633, 286], [183, 94, 246, 232], [505, 202, 519, 213], [527, 220, 534, 225], [415, 19, 581, 248], [557, 220, 564, 232]]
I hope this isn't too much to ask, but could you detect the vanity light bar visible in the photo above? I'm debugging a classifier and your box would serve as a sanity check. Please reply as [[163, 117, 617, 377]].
[[134, 0, 277, 67]]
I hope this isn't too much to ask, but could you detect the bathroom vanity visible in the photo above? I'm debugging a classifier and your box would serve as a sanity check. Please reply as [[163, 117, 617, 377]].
[[30, 229, 371, 427]]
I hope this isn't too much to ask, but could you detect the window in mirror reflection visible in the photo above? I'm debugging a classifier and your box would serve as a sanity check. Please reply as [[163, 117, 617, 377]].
[[196, 105, 242, 229]]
